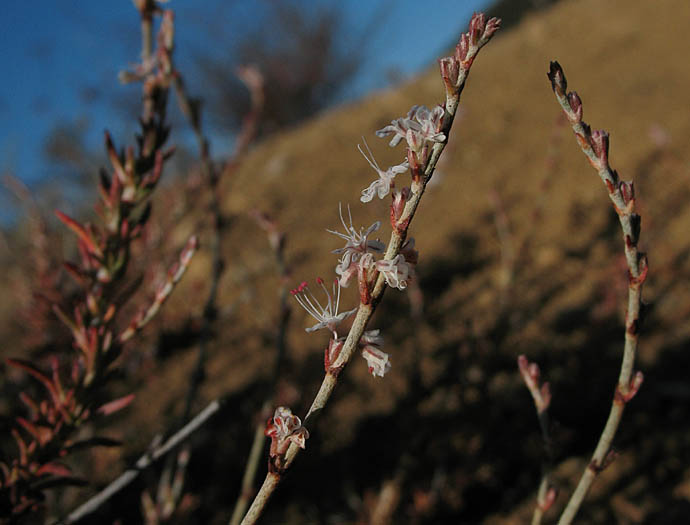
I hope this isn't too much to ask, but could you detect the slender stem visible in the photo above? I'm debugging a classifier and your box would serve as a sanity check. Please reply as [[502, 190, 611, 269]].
[[229, 401, 272, 525], [548, 62, 646, 525], [230, 221, 290, 525], [59, 399, 223, 524], [239, 17, 500, 525]]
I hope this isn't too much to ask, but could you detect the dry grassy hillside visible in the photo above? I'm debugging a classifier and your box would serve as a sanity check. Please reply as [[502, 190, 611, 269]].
[[13, 0, 690, 522]]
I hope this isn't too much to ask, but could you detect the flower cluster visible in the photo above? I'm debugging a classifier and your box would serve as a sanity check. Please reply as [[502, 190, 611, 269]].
[[328, 204, 385, 287], [289, 100, 447, 378], [376, 104, 446, 153], [264, 407, 309, 471]]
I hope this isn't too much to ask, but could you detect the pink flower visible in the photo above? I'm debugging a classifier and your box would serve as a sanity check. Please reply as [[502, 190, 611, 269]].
[[357, 140, 409, 203], [265, 407, 309, 458], [375, 254, 412, 290], [328, 204, 384, 286], [376, 105, 446, 152], [291, 278, 356, 337]]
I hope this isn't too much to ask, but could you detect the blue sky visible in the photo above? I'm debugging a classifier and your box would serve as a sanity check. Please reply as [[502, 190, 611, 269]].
[[0, 0, 490, 188]]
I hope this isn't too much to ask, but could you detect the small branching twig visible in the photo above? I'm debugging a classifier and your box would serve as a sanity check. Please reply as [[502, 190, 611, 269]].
[[59, 399, 223, 524], [229, 211, 290, 525], [518, 355, 557, 525], [172, 63, 264, 425], [547, 61, 647, 525], [239, 13, 501, 524]]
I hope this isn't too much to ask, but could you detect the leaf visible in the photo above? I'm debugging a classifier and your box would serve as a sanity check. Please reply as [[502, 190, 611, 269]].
[[97, 394, 135, 416], [31, 475, 87, 491], [66, 436, 122, 452], [16, 418, 53, 447], [7, 359, 60, 406], [35, 462, 72, 478], [55, 210, 102, 258]]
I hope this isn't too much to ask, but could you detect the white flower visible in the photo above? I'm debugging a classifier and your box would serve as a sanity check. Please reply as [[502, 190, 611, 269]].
[[265, 407, 309, 456], [361, 329, 384, 347], [357, 140, 409, 203], [359, 329, 390, 378], [362, 345, 391, 378], [376, 105, 446, 152], [328, 204, 385, 286], [412, 105, 446, 143], [375, 254, 412, 290], [291, 278, 356, 337]]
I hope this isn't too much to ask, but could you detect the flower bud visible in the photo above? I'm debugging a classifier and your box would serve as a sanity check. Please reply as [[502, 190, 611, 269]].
[[619, 180, 634, 206], [469, 13, 486, 46], [547, 61, 567, 97], [590, 129, 610, 166], [484, 17, 501, 38], [391, 187, 410, 226], [455, 33, 470, 63], [567, 91, 583, 122], [439, 56, 460, 93]]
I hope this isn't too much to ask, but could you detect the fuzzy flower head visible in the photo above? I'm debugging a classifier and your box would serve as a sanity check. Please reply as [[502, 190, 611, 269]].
[[291, 278, 356, 337], [376, 105, 446, 152], [328, 204, 385, 286], [358, 139, 409, 203], [265, 407, 309, 461]]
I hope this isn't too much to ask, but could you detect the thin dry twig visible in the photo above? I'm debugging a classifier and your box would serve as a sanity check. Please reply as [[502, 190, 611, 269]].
[[58, 399, 223, 524], [518, 355, 557, 525], [229, 212, 290, 525], [239, 13, 501, 524], [172, 63, 264, 425], [547, 61, 647, 525]]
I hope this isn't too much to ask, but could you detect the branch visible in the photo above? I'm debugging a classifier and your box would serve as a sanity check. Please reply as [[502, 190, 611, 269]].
[[239, 13, 501, 525], [547, 61, 647, 525], [229, 212, 290, 525], [58, 399, 224, 524], [518, 355, 557, 525]]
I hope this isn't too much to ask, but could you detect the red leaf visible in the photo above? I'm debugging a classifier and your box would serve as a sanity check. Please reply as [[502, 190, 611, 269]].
[[97, 394, 135, 416], [55, 210, 102, 257], [7, 359, 60, 406], [16, 418, 53, 447], [35, 462, 72, 478]]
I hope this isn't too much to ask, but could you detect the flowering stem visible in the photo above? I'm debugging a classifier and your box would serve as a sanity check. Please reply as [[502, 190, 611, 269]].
[[239, 13, 500, 525], [547, 61, 646, 525]]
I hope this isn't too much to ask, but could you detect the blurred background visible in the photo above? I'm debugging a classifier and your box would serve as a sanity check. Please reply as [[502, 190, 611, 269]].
[[2, 0, 690, 523]]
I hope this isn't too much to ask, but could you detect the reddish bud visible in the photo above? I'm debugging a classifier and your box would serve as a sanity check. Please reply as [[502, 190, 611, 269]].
[[619, 180, 635, 207], [324, 338, 344, 371], [540, 487, 558, 512], [439, 56, 460, 92], [547, 61, 567, 97], [455, 33, 470, 63], [469, 12, 486, 46], [590, 130, 610, 166], [484, 17, 501, 38], [566, 91, 583, 122], [358, 257, 372, 305], [390, 187, 410, 226]]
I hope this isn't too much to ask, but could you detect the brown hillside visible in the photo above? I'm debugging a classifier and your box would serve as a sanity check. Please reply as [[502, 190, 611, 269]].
[[42, 0, 690, 522]]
